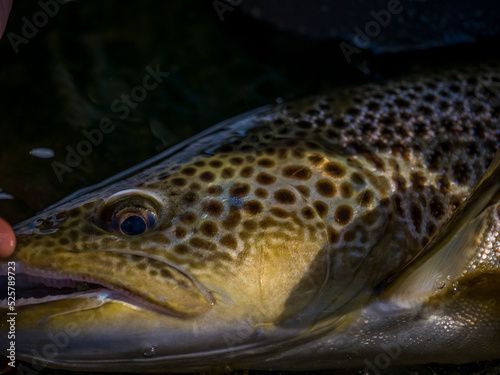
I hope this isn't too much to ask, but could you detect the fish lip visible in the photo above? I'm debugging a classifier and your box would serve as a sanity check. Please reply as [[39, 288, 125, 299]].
[[0, 262, 177, 314], [68, 247, 216, 306]]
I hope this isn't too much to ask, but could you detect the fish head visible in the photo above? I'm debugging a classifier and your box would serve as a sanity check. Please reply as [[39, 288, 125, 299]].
[[2, 149, 349, 370]]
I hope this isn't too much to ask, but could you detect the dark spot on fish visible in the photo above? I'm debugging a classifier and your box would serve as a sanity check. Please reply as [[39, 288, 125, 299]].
[[240, 166, 254, 178], [324, 162, 346, 178], [283, 165, 312, 180], [313, 201, 328, 217], [181, 167, 197, 176], [256, 172, 276, 185], [351, 173, 365, 185], [230, 183, 250, 198], [301, 207, 315, 220], [427, 222, 437, 237], [410, 204, 422, 233], [171, 178, 187, 187], [244, 200, 263, 215], [220, 234, 237, 250], [367, 101, 381, 111], [201, 221, 218, 237], [393, 195, 405, 217], [316, 179, 336, 197], [257, 158, 275, 168], [357, 189, 374, 207], [221, 168, 235, 179], [174, 227, 187, 239], [159, 269, 174, 279], [255, 188, 268, 199], [182, 192, 198, 205], [203, 200, 224, 216], [327, 226, 340, 243], [430, 197, 444, 220], [393, 97, 410, 108], [274, 189, 296, 204], [180, 211, 197, 224], [200, 171, 216, 182], [270, 208, 289, 218], [173, 244, 189, 255], [222, 209, 241, 230], [346, 107, 360, 116], [363, 151, 385, 171], [411, 172, 426, 191], [437, 175, 450, 192], [340, 182, 353, 198], [308, 154, 323, 165], [209, 160, 222, 168], [207, 185, 223, 196], [452, 162, 469, 184], [335, 205, 353, 225], [334, 118, 347, 129], [343, 229, 356, 242], [393, 174, 406, 192], [229, 157, 244, 166]]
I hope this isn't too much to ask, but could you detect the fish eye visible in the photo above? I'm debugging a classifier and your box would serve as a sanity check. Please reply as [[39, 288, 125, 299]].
[[113, 207, 156, 236], [94, 190, 162, 235]]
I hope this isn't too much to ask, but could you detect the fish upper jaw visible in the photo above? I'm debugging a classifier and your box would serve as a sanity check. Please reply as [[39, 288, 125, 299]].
[[0, 257, 214, 317]]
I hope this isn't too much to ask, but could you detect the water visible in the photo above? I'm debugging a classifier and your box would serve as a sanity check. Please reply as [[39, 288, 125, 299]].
[[0, 1, 499, 374]]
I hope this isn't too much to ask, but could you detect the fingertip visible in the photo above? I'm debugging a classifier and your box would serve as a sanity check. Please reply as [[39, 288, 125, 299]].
[[0, 217, 15, 257]]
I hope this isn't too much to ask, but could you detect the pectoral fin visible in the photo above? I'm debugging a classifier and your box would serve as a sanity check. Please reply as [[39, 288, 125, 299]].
[[384, 148, 500, 305]]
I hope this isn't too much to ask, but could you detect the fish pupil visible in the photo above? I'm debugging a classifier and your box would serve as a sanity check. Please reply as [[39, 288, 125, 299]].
[[120, 215, 147, 235]]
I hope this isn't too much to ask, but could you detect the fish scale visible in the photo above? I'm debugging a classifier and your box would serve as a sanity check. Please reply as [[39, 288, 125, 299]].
[[2, 62, 500, 371]]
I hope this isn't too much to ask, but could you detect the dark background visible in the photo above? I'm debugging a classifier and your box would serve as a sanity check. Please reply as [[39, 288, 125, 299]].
[[0, 1, 499, 374]]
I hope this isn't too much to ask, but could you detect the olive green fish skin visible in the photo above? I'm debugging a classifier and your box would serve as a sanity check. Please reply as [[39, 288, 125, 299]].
[[2, 62, 500, 371]]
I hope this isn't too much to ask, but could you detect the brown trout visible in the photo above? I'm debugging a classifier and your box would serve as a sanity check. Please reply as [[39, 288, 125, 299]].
[[1, 62, 500, 372]]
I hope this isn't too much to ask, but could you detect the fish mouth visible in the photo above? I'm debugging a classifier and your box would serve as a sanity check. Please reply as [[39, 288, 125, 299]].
[[0, 262, 161, 312]]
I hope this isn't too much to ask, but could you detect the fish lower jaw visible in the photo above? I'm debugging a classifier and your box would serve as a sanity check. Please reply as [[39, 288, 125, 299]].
[[0, 262, 107, 308], [0, 262, 157, 313]]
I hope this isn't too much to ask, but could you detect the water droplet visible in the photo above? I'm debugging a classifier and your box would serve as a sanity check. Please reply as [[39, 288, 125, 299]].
[[29, 148, 55, 158], [434, 276, 446, 289], [141, 346, 155, 358]]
